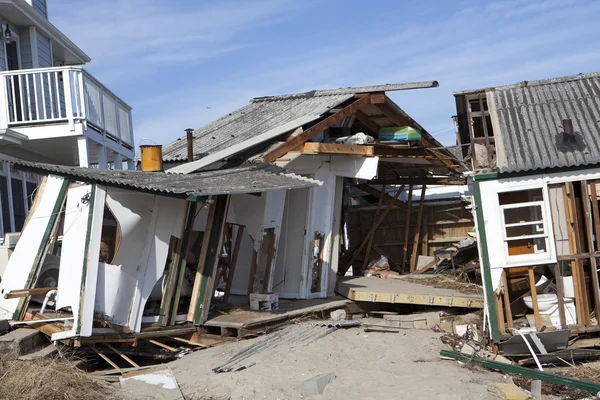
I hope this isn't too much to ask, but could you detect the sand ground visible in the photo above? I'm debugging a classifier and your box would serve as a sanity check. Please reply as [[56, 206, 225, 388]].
[[169, 320, 508, 400]]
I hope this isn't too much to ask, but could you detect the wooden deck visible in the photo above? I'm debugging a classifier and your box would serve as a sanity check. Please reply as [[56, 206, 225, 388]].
[[203, 296, 352, 330], [336, 276, 484, 308]]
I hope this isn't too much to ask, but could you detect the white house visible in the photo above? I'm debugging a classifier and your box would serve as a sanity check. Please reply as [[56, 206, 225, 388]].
[[0, 0, 135, 238]]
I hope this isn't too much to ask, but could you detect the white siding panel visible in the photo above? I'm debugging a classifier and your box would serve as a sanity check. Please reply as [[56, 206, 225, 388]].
[[32, 0, 48, 18], [37, 32, 52, 67]]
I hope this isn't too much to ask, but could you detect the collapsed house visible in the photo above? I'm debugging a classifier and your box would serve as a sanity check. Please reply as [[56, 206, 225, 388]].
[[454, 72, 600, 344], [0, 82, 474, 346]]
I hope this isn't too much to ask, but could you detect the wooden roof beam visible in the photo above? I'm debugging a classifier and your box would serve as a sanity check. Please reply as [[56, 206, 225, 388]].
[[354, 110, 382, 135], [364, 177, 467, 186], [298, 142, 433, 158], [262, 94, 376, 163]]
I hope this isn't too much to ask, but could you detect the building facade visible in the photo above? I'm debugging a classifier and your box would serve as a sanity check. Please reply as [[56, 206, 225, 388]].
[[0, 0, 135, 237]]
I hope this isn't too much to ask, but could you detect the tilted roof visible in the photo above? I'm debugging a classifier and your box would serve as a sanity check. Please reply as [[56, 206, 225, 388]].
[[161, 82, 439, 164], [458, 72, 600, 173], [2, 157, 321, 198]]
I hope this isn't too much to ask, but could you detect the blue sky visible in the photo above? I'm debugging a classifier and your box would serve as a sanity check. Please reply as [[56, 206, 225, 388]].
[[51, 0, 600, 147]]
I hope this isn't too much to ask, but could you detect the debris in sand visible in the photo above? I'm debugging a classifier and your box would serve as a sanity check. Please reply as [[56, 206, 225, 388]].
[[120, 366, 184, 400], [302, 372, 336, 396]]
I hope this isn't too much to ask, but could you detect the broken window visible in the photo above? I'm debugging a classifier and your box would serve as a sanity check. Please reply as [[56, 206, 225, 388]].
[[467, 94, 495, 169], [99, 204, 120, 264], [499, 189, 550, 259]]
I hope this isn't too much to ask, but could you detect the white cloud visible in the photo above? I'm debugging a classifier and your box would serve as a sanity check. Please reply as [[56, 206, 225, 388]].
[[49, 0, 600, 147]]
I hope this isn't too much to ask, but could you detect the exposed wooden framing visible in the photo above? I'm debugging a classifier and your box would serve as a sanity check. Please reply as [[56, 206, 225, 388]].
[[262, 94, 373, 162], [223, 225, 245, 304], [554, 263, 568, 329], [89, 346, 123, 373], [563, 183, 586, 326], [400, 185, 414, 271], [478, 94, 493, 162], [501, 270, 513, 330], [167, 202, 198, 326], [495, 291, 507, 335], [422, 208, 429, 257], [4, 287, 57, 299], [188, 195, 230, 325], [247, 249, 258, 295], [354, 109, 382, 134], [356, 184, 406, 208], [567, 182, 591, 325], [339, 185, 405, 275], [581, 181, 600, 319], [49, 208, 64, 255], [528, 267, 542, 331], [409, 185, 427, 272], [362, 184, 387, 271], [147, 339, 177, 352], [105, 343, 140, 368], [311, 232, 325, 293], [365, 177, 466, 186], [299, 142, 433, 158], [157, 236, 181, 326], [261, 229, 276, 292]]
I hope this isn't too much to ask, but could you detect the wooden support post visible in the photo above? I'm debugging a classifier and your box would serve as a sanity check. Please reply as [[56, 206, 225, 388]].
[[223, 225, 245, 304], [422, 208, 429, 256], [528, 267, 542, 331], [262, 229, 276, 292], [410, 185, 427, 272], [158, 236, 181, 326], [247, 249, 258, 295], [554, 263, 568, 329], [339, 185, 405, 275], [400, 185, 414, 272], [495, 291, 507, 335], [501, 270, 513, 330], [362, 184, 387, 271], [188, 195, 230, 325]]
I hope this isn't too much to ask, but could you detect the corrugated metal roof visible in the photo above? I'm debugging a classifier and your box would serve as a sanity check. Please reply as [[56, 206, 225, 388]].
[[161, 81, 439, 163], [2, 157, 321, 198], [488, 72, 600, 173]]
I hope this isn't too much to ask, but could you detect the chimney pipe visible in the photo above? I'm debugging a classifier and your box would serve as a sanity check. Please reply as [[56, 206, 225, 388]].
[[563, 119, 574, 137], [185, 128, 194, 163]]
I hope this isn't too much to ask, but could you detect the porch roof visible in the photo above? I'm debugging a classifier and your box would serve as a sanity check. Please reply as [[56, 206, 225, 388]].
[[1, 156, 322, 198]]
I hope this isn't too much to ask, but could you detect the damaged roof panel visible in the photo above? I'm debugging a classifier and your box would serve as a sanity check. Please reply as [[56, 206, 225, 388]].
[[3, 158, 322, 198], [161, 81, 440, 163]]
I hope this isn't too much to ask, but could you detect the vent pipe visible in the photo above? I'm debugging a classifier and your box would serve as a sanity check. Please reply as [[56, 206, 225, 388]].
[[139, 145, 163, 172], [563, 118, 574, 138], [186, 128, 194, 163]]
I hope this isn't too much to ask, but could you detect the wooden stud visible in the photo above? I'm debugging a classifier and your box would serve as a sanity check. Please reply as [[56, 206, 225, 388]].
[[581, 181, 600, 320], [4, 287, 57, 299], [495, 291, 507, 335], [563, 183, 586, 325], [223, 225, 245, 304], [339, 185, 405, 275], [247, 249, 258, 295], [528, 267, 542, 331], [262, 95, 372, 162], [500, 270, 514, 329], [400, 185, 414, 271], [262, 229, 276, 292], [362, 184, 387, 271], [105, 343, 140, 368], [410, 185, 427, 272], [554, 263, 568, 329], [157, 236, 180, 326]]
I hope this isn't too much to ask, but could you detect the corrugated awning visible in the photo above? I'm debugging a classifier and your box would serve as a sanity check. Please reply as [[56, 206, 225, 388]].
[[2, 157, 322, 198]]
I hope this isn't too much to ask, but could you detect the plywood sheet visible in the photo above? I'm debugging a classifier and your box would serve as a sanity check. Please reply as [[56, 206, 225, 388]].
[[336, 276, 484, 308]]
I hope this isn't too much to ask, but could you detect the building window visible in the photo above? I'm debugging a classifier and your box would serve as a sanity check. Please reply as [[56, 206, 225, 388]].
[[499, 188, 550, 261], [11, 177, 26, 231], [0, 176, 10, 236]]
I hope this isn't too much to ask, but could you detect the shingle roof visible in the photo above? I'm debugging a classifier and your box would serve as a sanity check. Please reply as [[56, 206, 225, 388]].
[[461, 72, 600, 173], [161, 82, 439, 163], [2, 157, 321, 198]]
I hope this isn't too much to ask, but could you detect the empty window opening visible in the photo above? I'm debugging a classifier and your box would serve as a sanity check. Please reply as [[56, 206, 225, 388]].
[[100, 203, 121, 264]]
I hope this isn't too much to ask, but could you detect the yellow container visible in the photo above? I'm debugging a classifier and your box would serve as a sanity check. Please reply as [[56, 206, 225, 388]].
[[140, 145, 163, 172]]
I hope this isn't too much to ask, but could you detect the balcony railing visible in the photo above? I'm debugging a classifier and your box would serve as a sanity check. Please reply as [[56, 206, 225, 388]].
[[0, 66, 133, 147]]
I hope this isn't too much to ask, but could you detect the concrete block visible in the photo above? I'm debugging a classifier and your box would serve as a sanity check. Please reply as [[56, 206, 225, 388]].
[[0, 328, 47, 359], [494, 383, 529, 400], [19, 344, 58, 361]]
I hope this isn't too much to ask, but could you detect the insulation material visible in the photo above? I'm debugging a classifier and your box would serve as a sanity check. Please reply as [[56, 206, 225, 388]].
[[53, 184, 106, 339], [0, 175, 67, 320]]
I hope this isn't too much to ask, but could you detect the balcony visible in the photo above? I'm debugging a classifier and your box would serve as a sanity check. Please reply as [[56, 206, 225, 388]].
[[0, 66, 134, 165]]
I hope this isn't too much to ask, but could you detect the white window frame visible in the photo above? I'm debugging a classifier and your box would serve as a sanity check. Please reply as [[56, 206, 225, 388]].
[[499, 199, 551, 264]]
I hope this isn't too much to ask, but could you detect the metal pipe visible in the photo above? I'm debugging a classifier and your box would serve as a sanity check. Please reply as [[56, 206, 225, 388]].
[[40, 289, 57, 314], [186, 128, 194, 162], [563, 119, 574, 137]]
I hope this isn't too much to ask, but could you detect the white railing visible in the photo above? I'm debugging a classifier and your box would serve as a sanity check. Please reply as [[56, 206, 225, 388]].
[[0, 66, 133, 146]]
